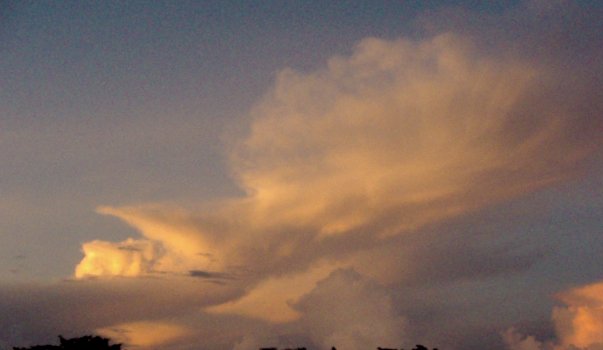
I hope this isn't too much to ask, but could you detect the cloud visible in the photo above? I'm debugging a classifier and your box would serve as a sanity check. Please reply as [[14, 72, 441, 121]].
[[76, 29, 601, 282], [68, 23, 603, 348], [96, 321, 193, 349], [553, 282, 603, 349], [347, 218, 545, 287], [292, 269, 407, 350], [76, 205, 223, 277], [227, 268, 407, 350], [502, 328, 550, 350], [205, 261, 350, 323], [75, 239, 163, 278], [504, 281, 603, 350], [13, 3, 597, 349], [0, 278, 242, 349]]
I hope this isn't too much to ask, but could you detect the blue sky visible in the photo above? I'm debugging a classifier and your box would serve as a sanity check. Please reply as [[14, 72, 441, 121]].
[[1, 0, 427, 278], [1, 1, 602, 350]]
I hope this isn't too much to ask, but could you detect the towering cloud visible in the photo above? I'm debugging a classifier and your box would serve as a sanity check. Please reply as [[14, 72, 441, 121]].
[[67, 3, 602, 349], [292, 269, 407, 350], [76, 238, 162, 278], [2, 2, 602, 350], [233, 34, 597, 240], [76, 31, 601, 283]]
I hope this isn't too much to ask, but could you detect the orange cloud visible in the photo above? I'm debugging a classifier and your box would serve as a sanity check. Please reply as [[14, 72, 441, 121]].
[[233, 34, 596, 240], [97, 321, 192, 349], [76, 33, 600, 280], [75, 238, 161, 278], [74, 34, 601, 338], [205, 262, 344, 322], [504, 281, 603, 350], [75, 205, 223, 278], [553, 282, 603, 349]]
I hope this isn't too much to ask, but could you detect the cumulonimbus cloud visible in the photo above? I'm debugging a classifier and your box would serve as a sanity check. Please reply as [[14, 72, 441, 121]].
[[71, 13, 602, 348], [76, 31, 602, 281]]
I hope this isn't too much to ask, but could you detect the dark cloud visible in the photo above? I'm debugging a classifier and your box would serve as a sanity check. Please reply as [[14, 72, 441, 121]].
[[188, 270, 236, 284], [0, 278, 243, 349]]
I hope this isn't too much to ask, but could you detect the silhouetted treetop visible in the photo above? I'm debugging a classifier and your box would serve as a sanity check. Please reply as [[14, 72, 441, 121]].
[[261, 346, 437, 350], [13, 335, 121, 350]]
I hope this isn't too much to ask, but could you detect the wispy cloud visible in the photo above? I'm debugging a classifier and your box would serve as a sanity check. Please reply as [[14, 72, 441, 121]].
[[70, 8, 603, 344]]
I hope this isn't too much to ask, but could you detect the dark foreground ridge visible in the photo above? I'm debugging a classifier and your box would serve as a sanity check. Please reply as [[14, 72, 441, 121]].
[[13, 336, 121, 350], [261, 346, 437, 350], [13, 335, 438, 350]]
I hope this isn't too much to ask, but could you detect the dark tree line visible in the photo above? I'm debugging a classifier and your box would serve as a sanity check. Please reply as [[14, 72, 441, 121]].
[[262, 345, 437, 350], [376, 346, 437, 350], [13, 335, 121, 350], [14, 335, 437, 350]]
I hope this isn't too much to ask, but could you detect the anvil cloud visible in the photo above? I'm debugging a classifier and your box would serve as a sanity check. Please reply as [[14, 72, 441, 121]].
[[77, 32, 601, 283], [76, 28, 601, 350], [1, 2, 602, 350]]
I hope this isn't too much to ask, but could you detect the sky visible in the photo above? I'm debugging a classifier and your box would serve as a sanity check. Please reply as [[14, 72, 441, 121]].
[[1, 1, 603, 349]]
